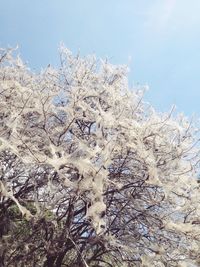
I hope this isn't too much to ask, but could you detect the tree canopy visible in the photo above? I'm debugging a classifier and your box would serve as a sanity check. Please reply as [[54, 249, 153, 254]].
[[0, 47, 200, 267]]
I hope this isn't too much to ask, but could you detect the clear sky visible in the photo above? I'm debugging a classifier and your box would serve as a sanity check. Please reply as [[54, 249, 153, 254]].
[[1, 0, 200, 116]]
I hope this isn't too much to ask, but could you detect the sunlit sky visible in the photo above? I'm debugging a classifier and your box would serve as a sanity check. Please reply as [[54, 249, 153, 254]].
[[1, 0, 200, 115]]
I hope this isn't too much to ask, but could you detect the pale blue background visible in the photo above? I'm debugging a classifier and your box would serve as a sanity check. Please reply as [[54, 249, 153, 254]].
[[1, 0, 200, 115]]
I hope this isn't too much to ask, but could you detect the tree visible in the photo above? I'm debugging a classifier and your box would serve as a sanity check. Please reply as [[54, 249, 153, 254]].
[[0, 47, 200, 267]]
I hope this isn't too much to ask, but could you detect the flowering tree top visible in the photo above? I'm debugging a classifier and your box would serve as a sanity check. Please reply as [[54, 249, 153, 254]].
[[0, 47, 200, 267]]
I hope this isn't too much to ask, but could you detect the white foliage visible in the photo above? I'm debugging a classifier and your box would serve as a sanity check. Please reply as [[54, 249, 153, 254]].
[[0, 47, 200, 266]]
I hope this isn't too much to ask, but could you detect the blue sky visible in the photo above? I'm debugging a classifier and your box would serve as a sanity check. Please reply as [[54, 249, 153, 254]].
[[1, 0, 200, 115]]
